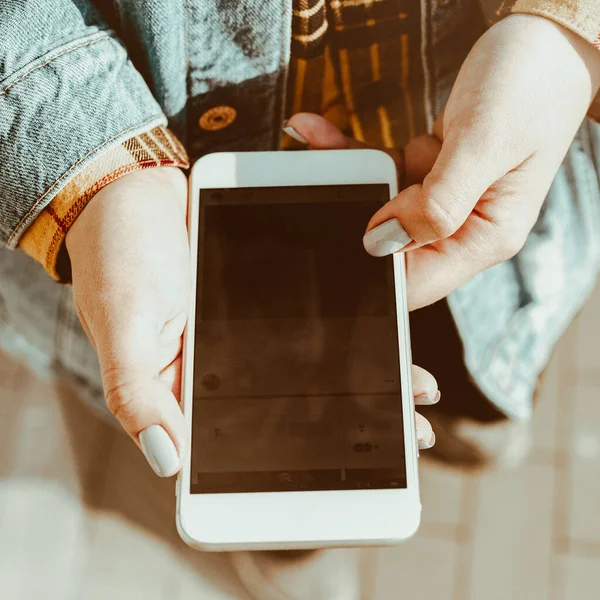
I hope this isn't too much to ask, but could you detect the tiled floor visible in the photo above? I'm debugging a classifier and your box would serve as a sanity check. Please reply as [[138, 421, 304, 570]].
[[1, 286, 600, 599]]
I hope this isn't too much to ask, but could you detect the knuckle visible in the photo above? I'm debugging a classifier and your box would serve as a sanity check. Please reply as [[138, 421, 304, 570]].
[[501, 216, 532, 260], [104, 375, 143, 429], [500, 232, 527, 261], [488, 221, 528, 263], [420, 193, 461, 239]]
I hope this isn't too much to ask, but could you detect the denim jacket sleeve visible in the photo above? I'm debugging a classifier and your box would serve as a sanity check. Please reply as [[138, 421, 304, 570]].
[[0, 0, 167, 248]]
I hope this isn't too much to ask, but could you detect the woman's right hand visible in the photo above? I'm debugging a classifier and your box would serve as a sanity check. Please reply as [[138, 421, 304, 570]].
[[66, 167, 190, 477]]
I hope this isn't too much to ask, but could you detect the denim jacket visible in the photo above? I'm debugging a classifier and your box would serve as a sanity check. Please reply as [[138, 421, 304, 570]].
[[1, 0, 599, 420]]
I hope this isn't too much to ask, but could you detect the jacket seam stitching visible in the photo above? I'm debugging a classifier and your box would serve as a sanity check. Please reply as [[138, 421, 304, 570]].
[[0, 32, 117, 97], [7, 114, 164, 247]]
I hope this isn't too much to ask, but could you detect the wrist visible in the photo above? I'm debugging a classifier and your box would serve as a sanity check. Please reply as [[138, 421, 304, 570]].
[[503, 12, 600, 95], [66, 166, 188, 257], [20, 124, 188, 283]]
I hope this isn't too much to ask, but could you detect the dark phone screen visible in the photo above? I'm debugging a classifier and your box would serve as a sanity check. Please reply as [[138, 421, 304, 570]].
[[190, 184, 406, 494]]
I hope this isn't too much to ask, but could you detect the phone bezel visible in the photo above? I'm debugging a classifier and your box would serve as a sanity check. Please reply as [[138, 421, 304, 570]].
[[177, 150, 420, 551]]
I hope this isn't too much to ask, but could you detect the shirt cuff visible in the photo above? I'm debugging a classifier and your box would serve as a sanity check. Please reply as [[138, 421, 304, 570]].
[[502, 1, 600, 121], [506, 1, 600, 50], [18, 125, 189, 282]]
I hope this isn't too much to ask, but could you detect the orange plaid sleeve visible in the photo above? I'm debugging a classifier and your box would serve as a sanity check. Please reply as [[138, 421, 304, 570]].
[[502, 0, 600, 121], [506, 0, 600, 48], [19, 125, 189, 282]]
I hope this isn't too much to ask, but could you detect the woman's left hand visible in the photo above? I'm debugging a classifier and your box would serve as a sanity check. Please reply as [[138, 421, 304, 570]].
[[286, 14, 600, 310]]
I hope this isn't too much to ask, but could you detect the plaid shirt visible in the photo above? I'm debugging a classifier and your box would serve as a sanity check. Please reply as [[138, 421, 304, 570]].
[[284, 0, 426, 149], [19, 126, 189, 281], [20, 0, 600, 280]]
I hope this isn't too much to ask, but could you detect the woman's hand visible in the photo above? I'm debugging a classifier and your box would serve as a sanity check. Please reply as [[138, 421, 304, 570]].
[[66, 167, 190, 477], [288, 14, 600, 310], [412, 365, 439, 450], [66, 166, 439, 474]]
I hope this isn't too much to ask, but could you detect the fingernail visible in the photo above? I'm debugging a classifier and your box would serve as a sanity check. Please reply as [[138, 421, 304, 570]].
[[419, 432, 436, 450], [415, 391, 441, 405], [415, 393, 435, 405], [139, 425, 180, 477], [363, 218, 412, 257], [282, 120, 308, 144]]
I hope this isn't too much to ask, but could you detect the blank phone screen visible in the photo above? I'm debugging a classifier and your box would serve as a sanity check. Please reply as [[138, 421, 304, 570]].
[[190, 184, 406, 494]]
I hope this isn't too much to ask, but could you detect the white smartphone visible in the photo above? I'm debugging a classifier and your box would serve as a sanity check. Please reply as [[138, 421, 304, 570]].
[[177, 150, 420, 551]]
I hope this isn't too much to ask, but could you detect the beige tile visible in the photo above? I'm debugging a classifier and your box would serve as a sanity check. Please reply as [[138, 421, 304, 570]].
[[419, 460, 464, 538], [371, 537, 458, 600], [55, 381, 117, 507], [177, 546, 254, 599], [468, 463, 554, 600], [0, 353, 107, 486], [0, 355, 27, 475], [0, 364, 85, 493], [574, 283, 600, 374], [532, 317, 580, 458], [532, 347, 562, 455], [561, 554, 600, 600], [231, 549, 367, 600], [80, 513, 176, 600], [0, 355, 43, 455], [7, 346, 595, 600], [0, 354, 246, 600], [566, 383, 600, 545], [11, 401, 80, 488], [0, 480, 88, 600], [98, 427, 251, 598], [99, 428, 181, 544], [81, 579, 166, 600], [559, 314, 581, 379], [174, 557, 250, 600], [0, 354, 100, 600], [0, 348, 25, 383]]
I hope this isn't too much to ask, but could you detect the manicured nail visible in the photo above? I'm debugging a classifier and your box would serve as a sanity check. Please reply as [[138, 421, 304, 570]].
[[415, 391, 441, 405], [419, 432, 436, 450], [139, 425, 180, 477], [363, 218, 412, 257], [282, 120, 308, 144], [415, 393, 435, 405]]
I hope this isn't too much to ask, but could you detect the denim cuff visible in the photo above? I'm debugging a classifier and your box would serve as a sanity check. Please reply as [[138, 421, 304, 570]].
[[0, 30, 167, 247]]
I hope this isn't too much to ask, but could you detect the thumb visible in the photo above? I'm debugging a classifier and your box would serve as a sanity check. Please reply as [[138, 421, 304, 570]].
[[96, 307, 186, 477], [363, 127, 506, 254]]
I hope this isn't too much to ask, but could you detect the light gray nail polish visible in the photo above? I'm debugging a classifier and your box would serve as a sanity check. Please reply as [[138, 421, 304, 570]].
[[415, 391, 441, 405], [282, 121, 308, 144], [419, 432, 436, 450], [363, 218, 412, 257], [139, 425, 180, 477], [415, 393, 434, 405]]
